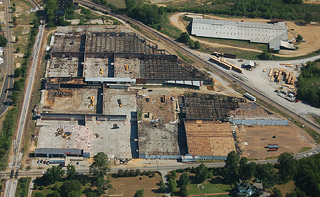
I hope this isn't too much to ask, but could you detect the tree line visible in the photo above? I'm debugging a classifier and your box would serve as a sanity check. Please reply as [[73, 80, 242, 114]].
[[167, 0, 319, 22], [34, 152, 111, 197], [297, 60, 320, 108], [45, 0, 74, 27], [163, 151, 320, 196]]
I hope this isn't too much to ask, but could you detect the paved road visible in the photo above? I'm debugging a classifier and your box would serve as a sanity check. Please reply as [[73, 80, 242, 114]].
[[0, 0, 14, 116], [4, 22, 45, 197], [0, 143, 319, 179]]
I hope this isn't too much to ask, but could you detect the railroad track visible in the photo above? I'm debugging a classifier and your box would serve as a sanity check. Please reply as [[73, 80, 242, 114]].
[[75, 0, 320, 133]]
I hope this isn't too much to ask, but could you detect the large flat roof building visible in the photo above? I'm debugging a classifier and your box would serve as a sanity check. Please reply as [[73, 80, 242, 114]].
[[191, 18, 294, 50]]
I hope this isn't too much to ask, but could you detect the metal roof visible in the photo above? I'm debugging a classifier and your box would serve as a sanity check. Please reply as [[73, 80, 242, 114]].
[[35, 148, 83, 155], [85, 77, 136, 83], [191, 18, 288, 49]]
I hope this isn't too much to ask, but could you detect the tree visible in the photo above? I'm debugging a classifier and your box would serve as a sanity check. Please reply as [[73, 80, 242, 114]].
[[0, 35, 8, 47], [89, 152, 111, 195], [296, 34, 303, 42], [255, 163, 277, 188], [277, 152, 297, 183], [304, 13, 313, 24], [194, 41, 201, 49], [258, 50, 272, 60], [48, 191, 61, 197], [134, 188, 144, 197], [89, 152, 110, 178], [14, 68, 22, 78], [239, 157, 256, 181], [35, 193, 45, 197], [223, 151, 240, 184], [167, 177, 177, 194], [43, 166, 64, 184], [159, 181, 166, 193], [60, 180, 82, 196], [177, 32, 191, 44], [45, 0, 58, 27], [271, 187, 282, 197], [16, 47, 20, 53], [86, 192, 97, 197], [67, 164, 76, 180], [180, 184, 188, 197], [117, 169, 124, 177], [129, 169, 135, 177], [178, 172, 190, 187], [195, 163, 209, 183], [135, 169, 141, 176]]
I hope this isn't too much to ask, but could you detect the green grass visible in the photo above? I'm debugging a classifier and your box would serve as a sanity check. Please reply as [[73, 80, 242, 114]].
[[16, 178, 31, 197], [266, 156, 279, 160], [32, 180, 92, 196], [312, 115, 320, 126], [197, 45, 261, 60], [187, 181, 231, 196], [197, 37, 267, 52], [298, 147, 312, 153], [176, 51, 194, 64], [304, 128, 320, 144], [107, 0, 126, 8], [160, 14, 183, 39], [15, 0, 36, 25]]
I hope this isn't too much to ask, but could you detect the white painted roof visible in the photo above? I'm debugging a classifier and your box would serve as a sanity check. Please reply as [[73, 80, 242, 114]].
[[191, 18, 288, 49]]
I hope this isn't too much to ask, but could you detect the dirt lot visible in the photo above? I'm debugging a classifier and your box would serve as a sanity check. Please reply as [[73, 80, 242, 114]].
[[169, 12, 320, 57], [108, 174, 164, 197], [237, 123, 316, 159]]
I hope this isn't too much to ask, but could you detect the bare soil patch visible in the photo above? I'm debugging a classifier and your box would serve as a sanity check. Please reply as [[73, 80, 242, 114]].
[[237, 124, 316, 160], [108, 174, 164, 197]]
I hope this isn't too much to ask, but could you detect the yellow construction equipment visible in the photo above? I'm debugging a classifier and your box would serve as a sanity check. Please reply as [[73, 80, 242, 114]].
[[124, 64, 129, 71], [100, 68, 103, 74], [117, 99, 122, 107], [89, 96, 94, 108]]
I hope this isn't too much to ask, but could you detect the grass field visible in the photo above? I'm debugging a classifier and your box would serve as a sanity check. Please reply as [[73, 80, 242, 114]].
[[16, 178, 31, 197], [187, 181, 231, 196], [108, 174, 164, 197], [108, 0, 126, 8], [197, 37, 267, 52], [176, 51, 194, 64], [15, 0, 36, 25], [275, 181, 295, 196], [312, 115, 320, 126], [160, 14, 183, 39]]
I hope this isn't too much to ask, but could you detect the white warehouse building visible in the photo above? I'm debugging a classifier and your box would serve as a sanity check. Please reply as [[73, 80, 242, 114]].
[[191, 18, 295, 51]]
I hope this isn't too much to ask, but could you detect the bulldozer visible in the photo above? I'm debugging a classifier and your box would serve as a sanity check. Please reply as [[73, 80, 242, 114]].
[[89, 96, 94, 108]]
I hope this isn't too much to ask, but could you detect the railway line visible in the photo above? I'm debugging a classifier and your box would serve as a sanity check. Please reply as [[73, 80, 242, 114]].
[[75, 0, 320, 133]]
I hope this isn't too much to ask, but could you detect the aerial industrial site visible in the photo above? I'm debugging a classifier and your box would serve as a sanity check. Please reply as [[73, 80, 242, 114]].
[[29, 26, 315, 167]]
